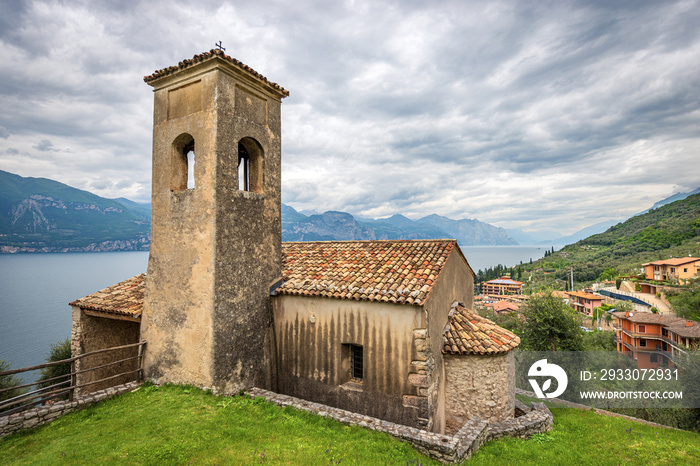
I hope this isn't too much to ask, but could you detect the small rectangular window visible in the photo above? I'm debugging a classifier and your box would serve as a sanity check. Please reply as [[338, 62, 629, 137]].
[[639, 339, 647, 347], [650, 353, 658, 363], [638, 325, 646, 333], [350, 345, 363, 381]]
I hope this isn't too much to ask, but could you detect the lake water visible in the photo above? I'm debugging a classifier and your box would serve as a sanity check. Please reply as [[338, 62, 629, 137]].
[[0, 245, 550, 379], [0, 252, 149, 382]]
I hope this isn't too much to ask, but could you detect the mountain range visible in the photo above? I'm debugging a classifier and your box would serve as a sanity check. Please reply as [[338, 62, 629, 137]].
[[1, 169, 697, 253], [281, 207, 517, 246], [0, 170, 150, 253]]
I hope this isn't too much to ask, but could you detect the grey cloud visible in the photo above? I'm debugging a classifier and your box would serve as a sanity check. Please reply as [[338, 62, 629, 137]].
[[32, 139, 59, 152], [0, 0, 699, 235]]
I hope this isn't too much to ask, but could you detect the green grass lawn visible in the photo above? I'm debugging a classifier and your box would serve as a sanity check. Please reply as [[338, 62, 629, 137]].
[[1, 384, 699, 465]]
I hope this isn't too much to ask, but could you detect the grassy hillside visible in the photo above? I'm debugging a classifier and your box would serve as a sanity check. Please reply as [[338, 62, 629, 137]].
[[0, 170, 150, 252], [1, 384, 698, 465], [523, 193, 700, 287]]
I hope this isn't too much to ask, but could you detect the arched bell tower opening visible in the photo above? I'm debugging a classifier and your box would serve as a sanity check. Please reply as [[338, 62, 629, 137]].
[[238, 137, 263, 193], [141, 49, 289, 394], [171, 133, 196, 191]]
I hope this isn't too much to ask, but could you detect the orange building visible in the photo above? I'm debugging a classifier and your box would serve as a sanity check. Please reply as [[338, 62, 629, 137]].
[[481, 277, 523, 295], [641, 257, 700, 284], [613, 311, 700, 369], [566, 291, 603, 316]]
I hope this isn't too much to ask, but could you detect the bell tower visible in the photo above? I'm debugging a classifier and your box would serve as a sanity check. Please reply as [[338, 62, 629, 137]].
[[141, 50, 288, 393]]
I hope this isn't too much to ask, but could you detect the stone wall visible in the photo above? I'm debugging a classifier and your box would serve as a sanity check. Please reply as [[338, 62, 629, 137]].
[[443, 351, 515, 425], [248, 387, 552, 464], [402, 327, 438, 431], [71, 307, 140, 396], [0, 382, 139, 439], [420, 248, 476, 433]]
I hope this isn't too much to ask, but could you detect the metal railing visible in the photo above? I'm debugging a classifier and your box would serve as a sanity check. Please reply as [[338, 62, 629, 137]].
[[0, 340, 146, 416]]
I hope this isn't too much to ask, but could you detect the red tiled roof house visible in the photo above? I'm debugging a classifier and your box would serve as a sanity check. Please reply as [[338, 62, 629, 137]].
[[566, 290, 603, 316]]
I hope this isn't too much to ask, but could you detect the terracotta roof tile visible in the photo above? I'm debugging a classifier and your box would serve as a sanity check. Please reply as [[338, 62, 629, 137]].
[[71, 240, 468, 317], [567, 291, 603, 300], [143, 49, 289, 97], [485, 277, 523, 285], [70, 274, 145, 318], [613, 311, 700, 338], [642, 257, 700, 267], [612, 311, 686, 326], [276, 240, 458, 306], [443, 303, 520, 355]]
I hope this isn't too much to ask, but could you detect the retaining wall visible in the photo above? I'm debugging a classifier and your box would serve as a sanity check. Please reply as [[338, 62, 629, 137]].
[[248, 387, 553, 464], [0, 382, 140, 439]]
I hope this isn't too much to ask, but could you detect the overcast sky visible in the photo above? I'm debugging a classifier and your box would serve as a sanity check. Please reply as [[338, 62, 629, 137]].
[[1, 0, 699, 236]]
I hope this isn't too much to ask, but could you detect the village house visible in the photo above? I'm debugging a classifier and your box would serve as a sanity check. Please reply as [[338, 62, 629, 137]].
[[566, 290, 603, 316], [641, 257, 700, 284], [480, 277, 523, 295], [68, 49, 521, 435], [612, 311, 700, 369]]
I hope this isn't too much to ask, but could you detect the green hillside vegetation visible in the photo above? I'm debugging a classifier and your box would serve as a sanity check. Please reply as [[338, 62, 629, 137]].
[[0, 170, 150, 252], [1, 384, 698, 465], [522, 193, 700, 289]]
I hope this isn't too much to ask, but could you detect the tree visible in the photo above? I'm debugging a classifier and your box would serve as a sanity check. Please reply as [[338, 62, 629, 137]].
[[37, 339, 72, 398], [0, 360, 26, 410], [598, 267, 616, 282], [667, 287, 700, 321], [591, 306, 605, 326], [520, 292, 584, 351]]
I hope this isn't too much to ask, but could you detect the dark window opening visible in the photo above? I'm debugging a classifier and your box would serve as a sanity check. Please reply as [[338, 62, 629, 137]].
[[238, 142, 249, 191], [350, 344, 363, 381], [650, 353, 658, 363], [639, 339, 647, 347]]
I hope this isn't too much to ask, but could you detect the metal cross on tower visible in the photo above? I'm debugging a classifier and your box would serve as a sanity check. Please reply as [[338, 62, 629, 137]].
[[215, 41, 226, 52]]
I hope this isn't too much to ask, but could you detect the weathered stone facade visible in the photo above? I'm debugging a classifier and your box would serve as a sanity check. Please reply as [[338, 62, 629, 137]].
[[71, 306, 140, 396], [443, 351, 516, 425], [140, 51, 288, 394], [272, 295, 422, 428]]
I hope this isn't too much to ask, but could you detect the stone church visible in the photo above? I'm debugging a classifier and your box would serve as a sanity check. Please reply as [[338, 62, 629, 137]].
[[69, 49, 520, 434]]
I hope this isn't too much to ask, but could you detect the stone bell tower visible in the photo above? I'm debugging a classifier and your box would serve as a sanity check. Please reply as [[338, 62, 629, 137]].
[[140, 50, 289, 393]]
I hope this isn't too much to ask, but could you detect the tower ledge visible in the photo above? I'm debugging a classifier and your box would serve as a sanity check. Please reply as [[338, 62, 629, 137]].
[[144, 49, 289, 98]]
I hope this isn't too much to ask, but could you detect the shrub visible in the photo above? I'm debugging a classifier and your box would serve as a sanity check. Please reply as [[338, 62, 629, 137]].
[[0, 360, 27, 412], [37, 338, 72, 399]]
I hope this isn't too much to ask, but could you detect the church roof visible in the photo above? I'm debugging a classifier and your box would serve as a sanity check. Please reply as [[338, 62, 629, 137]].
[[443, 303, 520, 355], [70, 240, 469, 317], [143, 49, 289, 97], [277, 240, 464, 306], [70, 273, 145, 318]]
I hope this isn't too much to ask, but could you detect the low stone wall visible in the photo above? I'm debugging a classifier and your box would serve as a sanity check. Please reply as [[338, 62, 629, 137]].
[[248, 387, 553, 464], [0, 381, 140, 439]]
